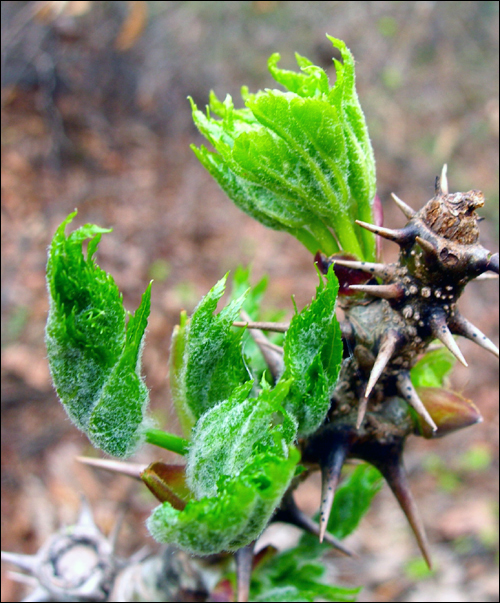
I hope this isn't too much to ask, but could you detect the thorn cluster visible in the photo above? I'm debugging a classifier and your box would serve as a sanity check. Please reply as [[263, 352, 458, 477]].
[[297, 169, 498, 567], [1, 497, 216, 602], [1, 498, 117, 602]]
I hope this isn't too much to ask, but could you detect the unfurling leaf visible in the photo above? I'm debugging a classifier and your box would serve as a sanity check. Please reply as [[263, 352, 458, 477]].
[[169, 274, 251, 435], [187, 379, 296, 498], [151, 357, 300, 554], [45, 212, 151, 458], [147, 446, 300, 556], [281, 267, 343, 435], [191, 36, 376, 261], [230, 265, 269, 321]]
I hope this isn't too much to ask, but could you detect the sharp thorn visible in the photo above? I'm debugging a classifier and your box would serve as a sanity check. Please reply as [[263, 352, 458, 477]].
[[1, 551, 38, 573], [319, 444, 348, 543], [240, 310, 284, 381], [449, 313, 499, 359], [256, 339, 284, 354], [348, 283, 404, 300], [365, 330, 400, 400], [415, 236, 437, 257], [76, 456, 146, 479], [232, 321, 289, 333], [75, 495, 99, 533], [378, 454, 433, 569], [355, 220, 412, 245], [440, 164, 449, 195], [107, 509, 127, 552], [391, 193, 416, 219], [20, 585, 52, 602], [474, 272, 499, 280], [127, 545, 152, 565], [235, 541, 255, 603], [356, 396, 369, 429], [276, 494, 354, 557], [425, 342, 448, 353], [7, 571, 38, 586], [429, 313, 468, 367], [320, 527, 355, 557], [7, 571, 38, 587], [397, 373, 437, 432], [332, 258, 395, 280]]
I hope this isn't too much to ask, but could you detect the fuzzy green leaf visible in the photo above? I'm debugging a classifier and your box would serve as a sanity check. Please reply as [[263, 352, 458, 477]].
[[187, 379, 296, 498], [281, 267, 343, 435], [191, 35, 376, 260], [169, 274, 251, 435], [410, 347, 456, 388], [45, 213, 151, 458], [147, 445, 300, 556], [250, 546, 360, 602], [150, 373, 300, 555]]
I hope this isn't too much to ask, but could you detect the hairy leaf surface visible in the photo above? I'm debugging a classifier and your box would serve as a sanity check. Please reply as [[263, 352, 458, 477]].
[[191, 36, 376, 260], [281, 267, 343, 435], [46, 212, 151, 457], [151, 367, 299, 554], [147, 446, 300, 556], [187, 379, 296, 498], [169, 274, 251, 435]]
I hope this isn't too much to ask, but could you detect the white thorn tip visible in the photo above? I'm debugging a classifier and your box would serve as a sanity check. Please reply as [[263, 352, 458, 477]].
[[440, 164, 449, 195], [349, 283, 403, 300], [333, 258, 394, 278], [355, 220, 406, 242], [365, 332, 399, 400], [451, 315, 499, 359], [431, 318, 468, 367], [391, 193, 416, 218], [397, 374, 438, 432], [76, 456, 146, 479]]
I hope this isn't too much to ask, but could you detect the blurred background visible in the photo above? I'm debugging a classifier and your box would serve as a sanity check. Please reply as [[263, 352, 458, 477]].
[[1, 2, 498, 601]]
